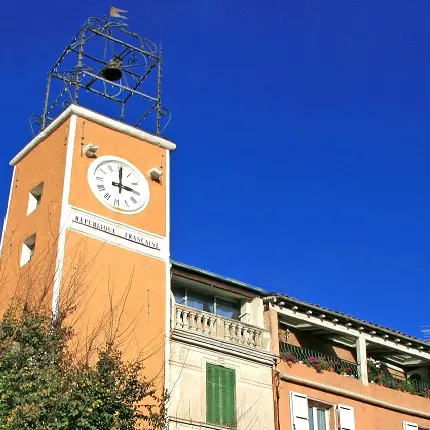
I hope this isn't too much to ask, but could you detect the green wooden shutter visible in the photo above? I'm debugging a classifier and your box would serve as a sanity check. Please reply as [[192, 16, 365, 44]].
[[206, 363, 217, 423], [224, 367, 236, 425], [206, 364, 236, 426]]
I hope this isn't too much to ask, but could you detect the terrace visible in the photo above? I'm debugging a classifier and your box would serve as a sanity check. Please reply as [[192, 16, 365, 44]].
[[267, 295, 430, 399]]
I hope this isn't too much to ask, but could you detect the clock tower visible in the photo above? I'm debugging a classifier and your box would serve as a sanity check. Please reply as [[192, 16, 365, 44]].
[[0, 17, 175, 384]]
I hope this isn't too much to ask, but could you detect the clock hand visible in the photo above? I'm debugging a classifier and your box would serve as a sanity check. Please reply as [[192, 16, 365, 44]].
[[112, 182, 133, 192], [122, 184, 136, 193], [118, 167, 123, 194], [112, 181, 124, 191], [112, 182, 140, 195]]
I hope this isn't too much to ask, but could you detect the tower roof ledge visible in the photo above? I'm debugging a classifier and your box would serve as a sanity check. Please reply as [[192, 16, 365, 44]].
[[10, 104, 176, 166]]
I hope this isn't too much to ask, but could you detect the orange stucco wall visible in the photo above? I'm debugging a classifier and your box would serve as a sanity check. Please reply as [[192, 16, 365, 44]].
[[278, 349, 430, 429], [282, 328, 356, 363], [0, 120, 70, 314], [69, 117, 167, 236], [0, 112, 170, 387], [60, 231, 167, 383], [62, 116, 169, 383]]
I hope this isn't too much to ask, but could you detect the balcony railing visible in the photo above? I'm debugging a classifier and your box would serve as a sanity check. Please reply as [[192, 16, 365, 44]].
[[279, 342, 360, 379], [174, 304, 268, 349], [368, 363, 430, 398]]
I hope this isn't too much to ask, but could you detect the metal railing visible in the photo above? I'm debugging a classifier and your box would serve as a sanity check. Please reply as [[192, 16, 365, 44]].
[[279, 341, 360, 379], [368, 364, 430, 398]]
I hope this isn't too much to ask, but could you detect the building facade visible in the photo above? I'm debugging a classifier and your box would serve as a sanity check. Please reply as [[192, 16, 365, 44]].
[[266, 295, 430, 430], [1, 105, 430, 430], [0, 19, 429, 429], [0, 106, 175, 386], [168, 262, 276, 430]]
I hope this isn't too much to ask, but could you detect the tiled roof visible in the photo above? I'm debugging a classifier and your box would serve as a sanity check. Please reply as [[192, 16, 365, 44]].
[[266, 292, 430, 349], [171, 260, 429, 348], [171, 260, 264, 293]]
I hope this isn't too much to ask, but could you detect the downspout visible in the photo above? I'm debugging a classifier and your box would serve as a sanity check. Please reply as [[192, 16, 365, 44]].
[[272, 366, 281, 430]]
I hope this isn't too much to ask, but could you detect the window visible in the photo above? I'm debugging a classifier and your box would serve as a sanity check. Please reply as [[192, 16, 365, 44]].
[[172, 286, 240, 320], [216, 297, 240, 320], [206, 363, 236, 426], [20, 234, 36, 267], [27, 183, 44, 215], [187, 289, 214, 313], [308, 405, 328, 430], [290, 392, 355, 430]]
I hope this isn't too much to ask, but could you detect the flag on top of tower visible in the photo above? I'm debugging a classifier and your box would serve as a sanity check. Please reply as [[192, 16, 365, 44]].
[[110, 6, 128, 19]]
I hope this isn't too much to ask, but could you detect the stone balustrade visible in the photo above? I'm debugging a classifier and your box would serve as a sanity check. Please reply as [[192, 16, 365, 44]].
[[174, 304, 267, 349]]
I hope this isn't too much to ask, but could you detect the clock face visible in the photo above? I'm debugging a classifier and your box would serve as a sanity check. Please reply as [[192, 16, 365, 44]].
[[87, 156, 150, 214]]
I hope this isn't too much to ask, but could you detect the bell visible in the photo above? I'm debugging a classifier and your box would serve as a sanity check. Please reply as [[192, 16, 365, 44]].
[[101, 57, 123, 82]]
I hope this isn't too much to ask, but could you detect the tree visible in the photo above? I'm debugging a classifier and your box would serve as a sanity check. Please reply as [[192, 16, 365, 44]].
[[0, 307, 167, 429]]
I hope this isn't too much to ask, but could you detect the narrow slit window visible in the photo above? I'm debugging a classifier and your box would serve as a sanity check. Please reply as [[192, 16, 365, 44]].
[[27, 182, 44, 215], [20, 234, 36, 267]]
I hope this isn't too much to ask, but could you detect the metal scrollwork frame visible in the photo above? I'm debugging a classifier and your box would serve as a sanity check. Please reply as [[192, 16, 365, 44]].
[[32, 16, 170, 136]]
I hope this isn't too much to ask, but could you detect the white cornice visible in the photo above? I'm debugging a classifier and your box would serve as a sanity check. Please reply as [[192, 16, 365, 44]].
[[171, 329, 277, 367], [10, 104, 176, 166]]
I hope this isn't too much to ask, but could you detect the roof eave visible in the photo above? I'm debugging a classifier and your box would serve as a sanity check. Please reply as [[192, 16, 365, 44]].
[[171, 260, 264, 294]]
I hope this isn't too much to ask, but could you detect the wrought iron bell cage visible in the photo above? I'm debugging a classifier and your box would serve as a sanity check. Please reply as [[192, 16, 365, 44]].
[[31, 16, 170, 136]]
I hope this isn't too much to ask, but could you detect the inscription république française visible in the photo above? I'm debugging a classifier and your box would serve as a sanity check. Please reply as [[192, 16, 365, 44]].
[[73, 215, 160, 250]]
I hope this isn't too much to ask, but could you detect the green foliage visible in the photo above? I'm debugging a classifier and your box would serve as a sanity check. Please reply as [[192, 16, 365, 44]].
[[367, 358, 430, 398], [0, 309, 167, 429]]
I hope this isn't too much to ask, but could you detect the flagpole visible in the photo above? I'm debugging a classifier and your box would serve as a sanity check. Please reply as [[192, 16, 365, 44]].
[[104, 0, 113, 62], [107, 0, 113, 24]]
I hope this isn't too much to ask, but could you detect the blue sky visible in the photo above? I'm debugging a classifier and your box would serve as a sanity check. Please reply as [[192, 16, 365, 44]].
[[3, 1, 430, 338]]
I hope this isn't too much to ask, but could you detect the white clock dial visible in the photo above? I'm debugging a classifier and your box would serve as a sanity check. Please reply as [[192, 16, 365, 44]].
[[87, 156, 150, 214]]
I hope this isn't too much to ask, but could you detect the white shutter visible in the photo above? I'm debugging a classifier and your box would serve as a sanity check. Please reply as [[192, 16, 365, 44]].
[[290, 392, 309, 430], [403, 422, 418, 430], [338, 404, 355, 430]]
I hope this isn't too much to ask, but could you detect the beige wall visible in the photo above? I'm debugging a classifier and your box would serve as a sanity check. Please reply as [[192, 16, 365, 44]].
[[169, 340, 275, 430]]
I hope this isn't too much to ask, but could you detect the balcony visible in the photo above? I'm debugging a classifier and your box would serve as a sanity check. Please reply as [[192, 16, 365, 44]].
[[173, 304, 269, 350], [368, 361, 430, 398], [279, 342, 360, 379], [279, 342, 430, 399]]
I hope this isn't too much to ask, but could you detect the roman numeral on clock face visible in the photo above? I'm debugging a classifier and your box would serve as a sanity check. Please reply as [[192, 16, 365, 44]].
[[97, 184, 105, 191], [130, 196, 137, 204], [107, 164, 113, 172], [104, 193, 111, 200], [114, 198, 119, 207]]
